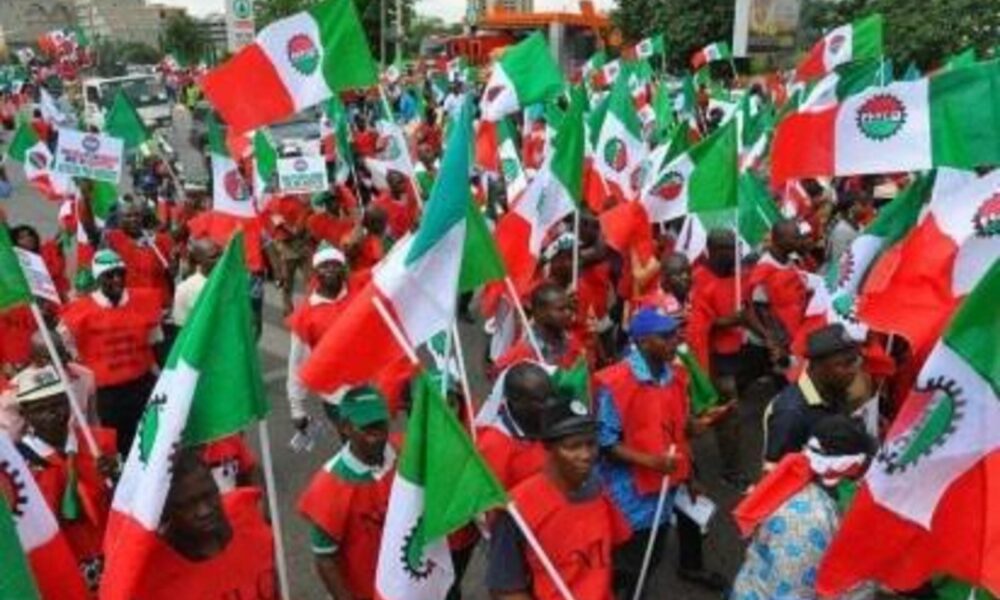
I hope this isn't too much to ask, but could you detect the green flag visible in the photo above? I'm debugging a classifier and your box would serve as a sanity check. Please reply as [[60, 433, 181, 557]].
[[678, 348, 720, 414], [737, 171, 781, 249], [104, 90, 150, 150], [375, 371, 508, 596], [552, 358, 591, 406], [0, 494, 41, 600], [0, 226, 32, 311]]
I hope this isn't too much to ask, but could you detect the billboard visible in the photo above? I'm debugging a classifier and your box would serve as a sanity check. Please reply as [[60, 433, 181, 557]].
[[734, 0, 802, 56]]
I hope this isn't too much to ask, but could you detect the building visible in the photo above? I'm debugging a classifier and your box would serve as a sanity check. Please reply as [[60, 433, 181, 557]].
[[469, 0, 535, 22], [0, 0, 186, 48], [197, 13, 229, 54]]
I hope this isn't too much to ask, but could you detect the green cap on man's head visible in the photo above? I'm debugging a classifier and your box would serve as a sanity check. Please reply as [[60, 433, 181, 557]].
[[339, 385, 389, 427]]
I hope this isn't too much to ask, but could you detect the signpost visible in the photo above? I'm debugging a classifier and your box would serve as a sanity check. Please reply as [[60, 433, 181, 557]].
[[226, 0, 256, 54]]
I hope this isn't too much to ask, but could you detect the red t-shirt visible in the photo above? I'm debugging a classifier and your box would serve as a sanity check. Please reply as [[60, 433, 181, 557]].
[[0, 305, 35, 368], [131, 489, 277, 600], [105, 229, 173, 308], [352, 130, 379, 158], [306, 213, 355, 249], [371, 192, 418, 240], [475, 426, 547, 491], [687, 264, 746, 369], [263, 196, 310, 242]]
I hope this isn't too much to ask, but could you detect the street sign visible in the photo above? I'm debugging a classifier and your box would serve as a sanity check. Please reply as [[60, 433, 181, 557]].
[[226, 0, 256, 54]]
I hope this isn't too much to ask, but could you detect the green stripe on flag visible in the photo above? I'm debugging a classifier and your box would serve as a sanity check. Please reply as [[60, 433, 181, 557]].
[[737, 171, 780, 248], [253, 130, 278, 183], [552, 358, 591, 407], [309, 0, 379, 91], [0, 226, 32, 311], [406, 99, 472, 266], [459, 201, 506, 293], [7, 122, 38, 163], [688, 119, 739, 213], [0, 494, 41, 600], [942, 261, 1000, 395], [550, 87, 586, 206], [499, 32, 566, 108], [104, 90, 150, 150], [865, 172, 933, 241], [206, 112, 227, 157], [678, 348, 720, 414], [174, 233, 270, 445], [400, 372, 508, 554], [929, 61, 1000, 169]]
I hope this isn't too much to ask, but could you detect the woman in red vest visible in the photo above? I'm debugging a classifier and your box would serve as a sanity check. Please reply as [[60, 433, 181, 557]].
[[486, 396, 631, 600], [59, 250, 162, 455]]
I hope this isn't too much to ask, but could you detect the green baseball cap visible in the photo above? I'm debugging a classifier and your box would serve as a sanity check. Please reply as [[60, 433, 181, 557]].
[[340, 385, 390, 427]]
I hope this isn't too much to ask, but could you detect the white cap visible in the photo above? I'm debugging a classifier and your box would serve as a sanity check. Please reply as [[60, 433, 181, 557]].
[[312, 243, 346, 268], [91, 249, 125, 279], [12, 365, 67, 404]]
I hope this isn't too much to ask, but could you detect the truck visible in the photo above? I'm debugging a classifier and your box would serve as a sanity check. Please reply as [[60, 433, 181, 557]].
[[82, 74, 172, 131]]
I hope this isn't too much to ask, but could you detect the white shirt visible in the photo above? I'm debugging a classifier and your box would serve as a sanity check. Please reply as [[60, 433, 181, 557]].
[[171, 271, 207, 327]]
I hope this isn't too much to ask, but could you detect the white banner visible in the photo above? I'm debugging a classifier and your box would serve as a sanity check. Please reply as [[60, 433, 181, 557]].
[[277, 156, 328, 194], [14, 248, 60, 304], [54, 129, 124, 183]]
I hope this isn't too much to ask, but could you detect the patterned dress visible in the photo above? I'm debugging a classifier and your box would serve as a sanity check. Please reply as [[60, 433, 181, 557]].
[[731, 483, 875, 600]]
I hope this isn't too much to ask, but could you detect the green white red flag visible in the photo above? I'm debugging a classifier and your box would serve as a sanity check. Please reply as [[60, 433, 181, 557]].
[[207, 113, 255, 218], [100, 234, 269, 600], [690, 42, 731, 70], [480, 33, 566, 121], [375, 373, 508, 599], [794, 14, 884, 82], [595, 74, 646, 202], [201, 0, 377, 136], [6, 121, 77, 202], [300, 100, 505, 394], [817, 260, 1000, 597], [0, 432, 90, 600], [498, 118, 528, 201], [772, 61, 1000, 183], [858, 168, 1000, 357]]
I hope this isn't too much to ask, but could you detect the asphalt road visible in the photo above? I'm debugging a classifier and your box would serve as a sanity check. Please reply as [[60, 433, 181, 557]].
[[1, 106, 792, 600]]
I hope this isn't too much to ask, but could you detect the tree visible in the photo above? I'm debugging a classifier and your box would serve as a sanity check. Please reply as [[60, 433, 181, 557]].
[[162, 13, 209, 67], [254, 0, 313, 28], [800, 0, 1000, 70], [612, 0, 734, 73]]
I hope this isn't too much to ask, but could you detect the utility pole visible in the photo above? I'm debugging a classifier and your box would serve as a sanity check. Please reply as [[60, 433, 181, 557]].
[[395, 0, 403, 63], [379, 0, 386, 68]]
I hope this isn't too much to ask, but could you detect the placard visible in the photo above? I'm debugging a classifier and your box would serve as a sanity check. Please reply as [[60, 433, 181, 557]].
[[277, 156, 328, 194], [54, 129, 123, 183], [14, 248, 60, 304]]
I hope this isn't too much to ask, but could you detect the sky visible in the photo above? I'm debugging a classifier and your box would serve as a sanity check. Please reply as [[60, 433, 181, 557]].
[[157, 0, 616, 23]]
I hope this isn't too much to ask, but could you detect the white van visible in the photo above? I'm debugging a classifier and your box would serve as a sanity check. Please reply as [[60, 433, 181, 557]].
[[83, 74, 172, 131]]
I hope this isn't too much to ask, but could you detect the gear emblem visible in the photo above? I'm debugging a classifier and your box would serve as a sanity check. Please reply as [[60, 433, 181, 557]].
[[877, 376, 964, 474], [825, 248, 855, 292], [0, 459, 29, 518], [138, 393, 168, 466], [972, 193, 1000, 238], [856, 93, 907, 142], [401, 518, 437, 581]]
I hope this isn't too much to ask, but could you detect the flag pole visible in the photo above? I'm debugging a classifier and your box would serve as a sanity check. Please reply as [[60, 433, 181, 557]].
[[631, 445, 675, 600], [506, 501, 578, 600], [27, 302, 101, 458], [256, 418, 291, 600], [450, 322, 477, 444], [503, 276, 543, 361], [372, 294, 420, 365], [571, 208, 581, 292], [734, 210, 742, 312]]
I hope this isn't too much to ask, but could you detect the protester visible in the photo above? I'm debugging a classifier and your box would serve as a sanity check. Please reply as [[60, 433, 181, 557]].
[[58, 249, 162, 454], [171, 238, 221, 328], [495, 282, 588, 371], [486, 396, 631, 599], [298, 386, 395, 600]]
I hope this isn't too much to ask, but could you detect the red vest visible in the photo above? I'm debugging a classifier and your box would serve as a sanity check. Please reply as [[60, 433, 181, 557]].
[[60, 290, 160, 387], [688, 264, 746, 369], [747, 257, 808, 340], [511, 473, 631, 600], [594, 360, 692, 494], [285, 295, 349, 348], [297, 461, 394, 600], [131, 489, 277, 600], [306, 212, 354, 248], [372, 192, 417, 240], [0, 305, 36, 367], [106, 229, 173, 308], [475, 426, 547, 490]]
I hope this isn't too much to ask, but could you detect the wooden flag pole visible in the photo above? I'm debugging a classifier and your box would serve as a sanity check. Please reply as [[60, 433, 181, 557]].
[[450, 322, 477, 444], [256, 419, 291, 600], [503, 276, 544, 361]]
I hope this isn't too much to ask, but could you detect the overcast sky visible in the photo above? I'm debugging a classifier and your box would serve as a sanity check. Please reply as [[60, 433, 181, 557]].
[[157, 0, 615, 23]]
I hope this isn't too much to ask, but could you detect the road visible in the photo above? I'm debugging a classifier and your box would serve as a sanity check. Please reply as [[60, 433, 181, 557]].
[[1, 107, 799, 600]]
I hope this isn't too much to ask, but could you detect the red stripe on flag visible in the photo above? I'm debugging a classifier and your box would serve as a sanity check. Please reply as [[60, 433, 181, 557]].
[[794, 42, 828, 82], [771, 107, 838, 184], [200, 44, 296, 137], [29, 534, 90, 600], [817, 453, 1000, 596], [494, 211, 536, 297], [475, 120, 499, 173], [299, 283, 408, 394]]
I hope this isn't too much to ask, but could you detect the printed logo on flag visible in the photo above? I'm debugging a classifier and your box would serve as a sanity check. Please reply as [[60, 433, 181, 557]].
[[501, 157, 519, 183], [826, 247, 856, 290], [293, 158, 309, 172], [0, 460, 28, 517], [831, 294, 860, 325], [856, 94, 907, 141], [484, 86, 504, 103], [288, 34, 320, 76], [402, 522, 439, 579], [972, 193, 1000, 238], [224, 169, 249, 201], [877, 377, 964, 474], [385, 136, 403, 161], [653, 171, 685, 201], [630, 161, 649, 193], [603, 138, 628, 172], [828, 33, 847, 55], [137, 394, 167, 465], [28, 150, 49, 170]]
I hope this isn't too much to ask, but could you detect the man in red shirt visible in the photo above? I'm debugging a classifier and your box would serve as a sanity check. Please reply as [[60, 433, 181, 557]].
[[59, 249, 162, 454], [351, 115, 379, 158], [263, 194, 311, 315], [486, 396, 631, 600], [130, 449, 277, 599], [371, 171, 418, 241], [476, 361, 552, 490], [306, 188, 357, 250], [298, 386, 395, 600], [343, 206, 387, 273], [495, 282, 589, 372]]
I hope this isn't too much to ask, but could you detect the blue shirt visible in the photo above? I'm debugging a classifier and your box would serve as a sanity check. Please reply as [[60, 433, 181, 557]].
[[596, 345, 676, 531]]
